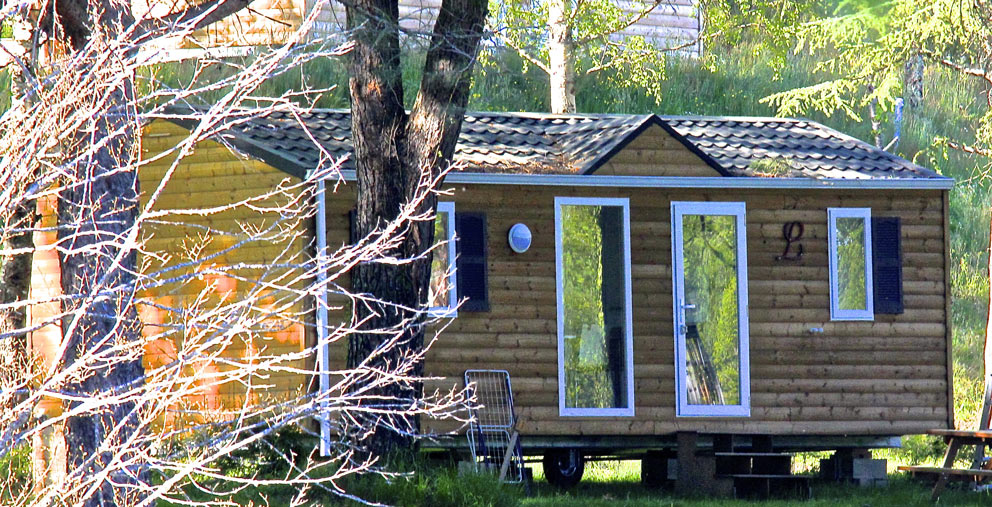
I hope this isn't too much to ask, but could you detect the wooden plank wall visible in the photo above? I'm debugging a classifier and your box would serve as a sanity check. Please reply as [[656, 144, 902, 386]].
[[307, 0, 701, 54], [325, 184, 950, 437], [596, 124, 720, 177], [138, 121, 311, 415]]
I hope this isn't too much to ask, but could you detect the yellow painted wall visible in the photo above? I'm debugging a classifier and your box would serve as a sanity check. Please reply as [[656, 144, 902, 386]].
[[138, 120, 312, 417]]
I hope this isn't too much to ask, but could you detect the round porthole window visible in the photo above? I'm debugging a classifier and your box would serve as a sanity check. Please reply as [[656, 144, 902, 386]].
[[508, 223, 532, 253]]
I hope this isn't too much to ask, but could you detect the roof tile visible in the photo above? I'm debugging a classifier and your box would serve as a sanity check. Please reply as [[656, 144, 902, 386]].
[[177, 110, 944, 181]]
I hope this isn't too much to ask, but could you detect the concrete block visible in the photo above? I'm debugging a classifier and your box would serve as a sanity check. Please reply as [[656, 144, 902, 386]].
[[853, 458, 887, 487], [852, 458, 887, 479]]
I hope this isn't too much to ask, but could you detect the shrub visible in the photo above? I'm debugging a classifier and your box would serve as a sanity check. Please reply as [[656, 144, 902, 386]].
[[346, 463, 521, 507], [0, 443, 32, 502]]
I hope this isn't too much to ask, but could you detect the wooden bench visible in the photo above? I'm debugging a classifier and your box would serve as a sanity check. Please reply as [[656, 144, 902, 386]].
[[898, 429, 992, 501], [899, 466, 992, 480]]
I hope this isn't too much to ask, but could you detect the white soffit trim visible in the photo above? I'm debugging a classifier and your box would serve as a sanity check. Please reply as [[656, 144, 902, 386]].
[[335, 171, 953, 190]]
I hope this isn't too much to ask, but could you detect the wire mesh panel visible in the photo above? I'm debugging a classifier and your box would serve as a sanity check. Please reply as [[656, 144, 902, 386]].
[[464, 370, 524, 483], [465, 369, 515, 428], [467, 429, 524, 483]]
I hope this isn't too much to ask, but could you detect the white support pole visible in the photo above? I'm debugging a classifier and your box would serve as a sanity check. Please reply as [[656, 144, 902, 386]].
[[315, 178, 331, 456]]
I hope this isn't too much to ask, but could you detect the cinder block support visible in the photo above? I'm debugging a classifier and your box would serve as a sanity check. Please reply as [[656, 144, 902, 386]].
[[675, 431, 733, 497], [820, 448, 887, 486], [642, 450, 675, 488]]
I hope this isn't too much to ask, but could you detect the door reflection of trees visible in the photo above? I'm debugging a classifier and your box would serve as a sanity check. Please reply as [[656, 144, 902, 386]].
[[682, 215, 740, 406]]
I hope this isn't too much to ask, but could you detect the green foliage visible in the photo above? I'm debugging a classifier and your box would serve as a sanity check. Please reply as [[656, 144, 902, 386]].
[[681, 214, 741, 405], [762, 0, 992, 164], [210, 424, 319, 478], [560, 204, 628, 409], [158, 425, 346, 506], [137, 49, 353, 110], [346, 464, 521, 507], [561, 205, 604, 338], [471, 51, 550, 112], [486, 0, 668, 106], [835, 217, 867, 311], [0, 443, 31, 503], [0, 69, 11, 113], [699, 0, 819, 78], [526, 462, 992, 506], [157, 426, 519, 506], [880, 434, 946, 468]]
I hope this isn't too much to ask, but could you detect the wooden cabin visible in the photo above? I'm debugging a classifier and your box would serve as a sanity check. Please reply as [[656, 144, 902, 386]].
[[29, 110, 954, 490]]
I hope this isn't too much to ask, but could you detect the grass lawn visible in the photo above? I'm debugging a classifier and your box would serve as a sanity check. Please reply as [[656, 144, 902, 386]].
[[518, 461, 992, 506]]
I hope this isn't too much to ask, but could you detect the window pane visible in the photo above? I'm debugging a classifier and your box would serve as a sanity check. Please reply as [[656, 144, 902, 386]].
[[681, 214, 740, 406], [429, 210, 451, 309], [836, 217, 867, 311], [561, 204, 628, 409]]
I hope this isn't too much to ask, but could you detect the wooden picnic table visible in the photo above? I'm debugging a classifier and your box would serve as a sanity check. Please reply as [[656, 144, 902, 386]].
[[898, 429, 992, 501]]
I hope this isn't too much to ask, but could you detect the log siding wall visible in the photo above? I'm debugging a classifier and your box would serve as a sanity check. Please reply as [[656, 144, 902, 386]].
[[118, 120, 950, 439], [326, 185, 950, 437]]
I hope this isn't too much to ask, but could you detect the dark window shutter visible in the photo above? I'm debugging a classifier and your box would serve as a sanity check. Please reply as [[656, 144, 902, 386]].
[[455, 212, 489, 312], [348, 209, 357, 245], [872, 216, 903, 314]]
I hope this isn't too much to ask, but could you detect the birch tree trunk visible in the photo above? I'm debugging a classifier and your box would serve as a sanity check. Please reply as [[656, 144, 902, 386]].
[[548, 0, 576, 114], [346, 0, 487, 457]]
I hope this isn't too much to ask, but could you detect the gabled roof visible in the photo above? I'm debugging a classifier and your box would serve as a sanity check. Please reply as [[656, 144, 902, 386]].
[[173, 109, 948, 182], [663, 116, 939, 179]]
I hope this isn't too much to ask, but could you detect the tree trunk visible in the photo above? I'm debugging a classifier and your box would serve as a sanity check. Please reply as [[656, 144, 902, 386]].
[[0, 201, 35, 389], [985, 208, 992, 384], [548, 0, 576, 114], [345, 0, 487, 458], [0, 23, 39, 402], [53, 4, 146, 504], [868, 86, 882, 148], [904, 53, 924, 109], [58, 78, 145, 505]]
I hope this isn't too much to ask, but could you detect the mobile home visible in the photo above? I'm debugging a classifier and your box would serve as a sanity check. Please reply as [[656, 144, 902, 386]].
[[32, 110, 954, 491]]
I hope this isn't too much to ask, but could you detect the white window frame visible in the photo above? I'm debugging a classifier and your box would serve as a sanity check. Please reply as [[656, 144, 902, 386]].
[[827, 208, 874, 321], [555, 196, 635, 417], [671, 201, 751, 417], [428, 201, 458, 317]]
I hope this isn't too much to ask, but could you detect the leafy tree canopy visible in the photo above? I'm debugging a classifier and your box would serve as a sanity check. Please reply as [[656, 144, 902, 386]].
[[762, 0, 992, 165]]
